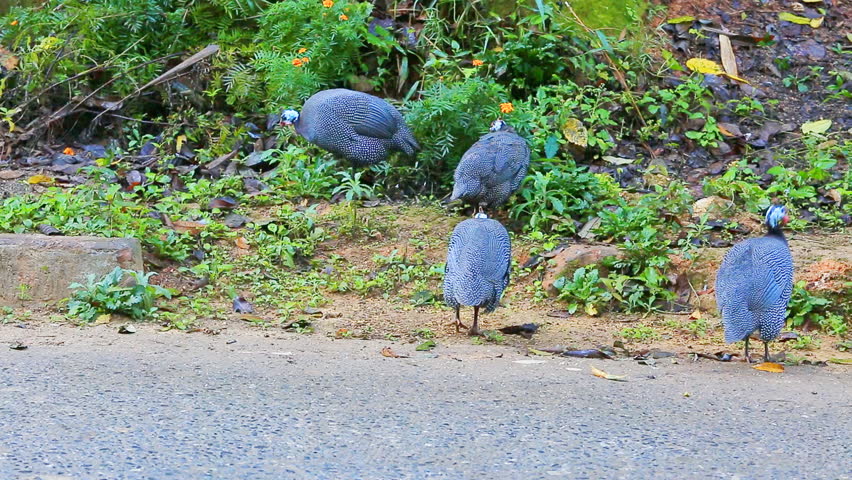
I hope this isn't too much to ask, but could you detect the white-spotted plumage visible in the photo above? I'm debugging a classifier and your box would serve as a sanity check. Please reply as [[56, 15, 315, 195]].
[[450, 120, 530, 210], [443, 216, 511, 334], [287, 89, 419, 167], [715, 204, 793, 361]]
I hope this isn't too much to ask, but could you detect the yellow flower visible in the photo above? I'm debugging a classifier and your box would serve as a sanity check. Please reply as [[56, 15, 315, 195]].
[[10, 20, 18, 26], [472, 59, 484, 67], [301, 57, 310, 63], [292, 58, 304, 67], [339, 14, 348, 20], [297, 47, 307, 54], [322, 0, 334, 7], [499, 102, 514, 114]]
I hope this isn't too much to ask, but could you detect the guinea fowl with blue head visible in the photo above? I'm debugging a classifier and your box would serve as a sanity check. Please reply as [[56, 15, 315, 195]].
[[449, 118, 530, 213], [443, 212, 512, 336], [279, 88, 419, 167], [715, 204, 793, 363]]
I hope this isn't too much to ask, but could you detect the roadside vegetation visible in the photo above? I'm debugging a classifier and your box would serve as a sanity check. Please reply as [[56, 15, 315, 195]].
[[0, 0, 848, 351]]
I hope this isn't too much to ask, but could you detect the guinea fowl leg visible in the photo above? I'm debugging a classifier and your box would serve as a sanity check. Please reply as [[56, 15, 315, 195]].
[[468, 306, 482, 336], [763, 341, 771, 363], [453, 306, 468, 332], [743, 337, 751, 363]]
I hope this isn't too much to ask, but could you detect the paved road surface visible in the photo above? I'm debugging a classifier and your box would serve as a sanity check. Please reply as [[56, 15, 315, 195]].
[[1, 325, 850, 479]]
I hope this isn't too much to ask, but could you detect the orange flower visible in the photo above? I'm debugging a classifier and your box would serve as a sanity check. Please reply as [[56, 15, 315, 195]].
[[292, 58, 304, 67], [297, 47, 307, 54], [339, 14, 348, 20], [472, 59, 484, 67], [499, 102, 514, 114], [10, 20, 18, 26], [62, 147, 75, 155], [301, 57, 310, 63], [322, 0, 334, 7]]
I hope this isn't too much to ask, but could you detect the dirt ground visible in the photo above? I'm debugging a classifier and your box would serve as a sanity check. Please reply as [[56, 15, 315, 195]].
[[7, 226, 849, 367]]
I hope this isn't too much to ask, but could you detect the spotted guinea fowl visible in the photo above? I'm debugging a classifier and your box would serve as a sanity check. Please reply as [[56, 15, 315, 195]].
[[715, 204, 793, 362], [279, 88, 419, 167], [450, 119, 530, 212], [443, 212, 511, 336]]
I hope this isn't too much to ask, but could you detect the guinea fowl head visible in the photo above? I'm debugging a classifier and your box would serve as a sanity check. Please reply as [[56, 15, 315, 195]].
[[279, 109, 300, 126], [489, 118, 511, 132], [765, 204, 790, 234]]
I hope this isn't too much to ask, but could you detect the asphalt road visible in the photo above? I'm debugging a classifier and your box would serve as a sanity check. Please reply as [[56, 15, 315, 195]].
[[1, 325, 850, 480]]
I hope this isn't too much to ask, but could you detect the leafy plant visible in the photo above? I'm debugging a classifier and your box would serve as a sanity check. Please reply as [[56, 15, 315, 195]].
[[510, 165, 618, 234], [67, 268, 174, 323], [553, 267, 612, 315]]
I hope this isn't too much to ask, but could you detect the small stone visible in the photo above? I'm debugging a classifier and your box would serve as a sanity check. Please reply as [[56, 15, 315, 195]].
[[541, 245, 622, 295], [693, 196, 734, 220]]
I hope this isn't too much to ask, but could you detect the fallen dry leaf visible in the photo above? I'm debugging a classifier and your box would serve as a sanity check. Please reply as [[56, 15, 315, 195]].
[[801, 119, 832, 135], [778, 12, 812, 26], [752, 362, 785, 373], [381, 346, 408, 358], [172, 220, 207, 235], [719, 34, 738, 78], [591, 365, 627, 381], [235, 236, 249, 249], [26, 174, 54, 185], [562, 118, 588, 147], [528, 348, 554, 356], [686, 58, 724, 75], [0, 46, 18, 71], [0, 170, 26, 180], [62, 147, 75, 155], [689, 309, 702, 320]]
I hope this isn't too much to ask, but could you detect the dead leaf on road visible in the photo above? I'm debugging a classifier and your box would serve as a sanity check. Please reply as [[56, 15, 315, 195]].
[[752, 362, 785, 373], [591, 365, 627, 381], [827, 358, 852, 365], [118, 324, 137, 334], [528, 348, 554, 356], [381, 346, 408, 358]]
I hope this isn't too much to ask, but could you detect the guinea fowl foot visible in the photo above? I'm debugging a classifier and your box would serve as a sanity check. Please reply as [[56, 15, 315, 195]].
[[453, 320, 469, 333]]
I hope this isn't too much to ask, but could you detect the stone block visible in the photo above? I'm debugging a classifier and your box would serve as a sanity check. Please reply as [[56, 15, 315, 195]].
[[0, 235, 143, 306]]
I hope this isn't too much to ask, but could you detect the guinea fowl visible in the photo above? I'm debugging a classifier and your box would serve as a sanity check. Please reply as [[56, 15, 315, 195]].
[[279, 88, 419, 167], [715, 204, 793, 362], [443, 212, 511, 336], [450, 119, 530, 212]]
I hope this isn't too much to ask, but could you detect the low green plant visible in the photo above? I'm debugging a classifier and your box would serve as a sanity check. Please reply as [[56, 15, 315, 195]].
[[510, 165, 619, 234], [791, 335, 821, 351], [618, 324, 659, 341], [67, 267, 174, 323], [553, 267, 612, 315], [413, 327, 436, 339], [786, 282, 848, 336]]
